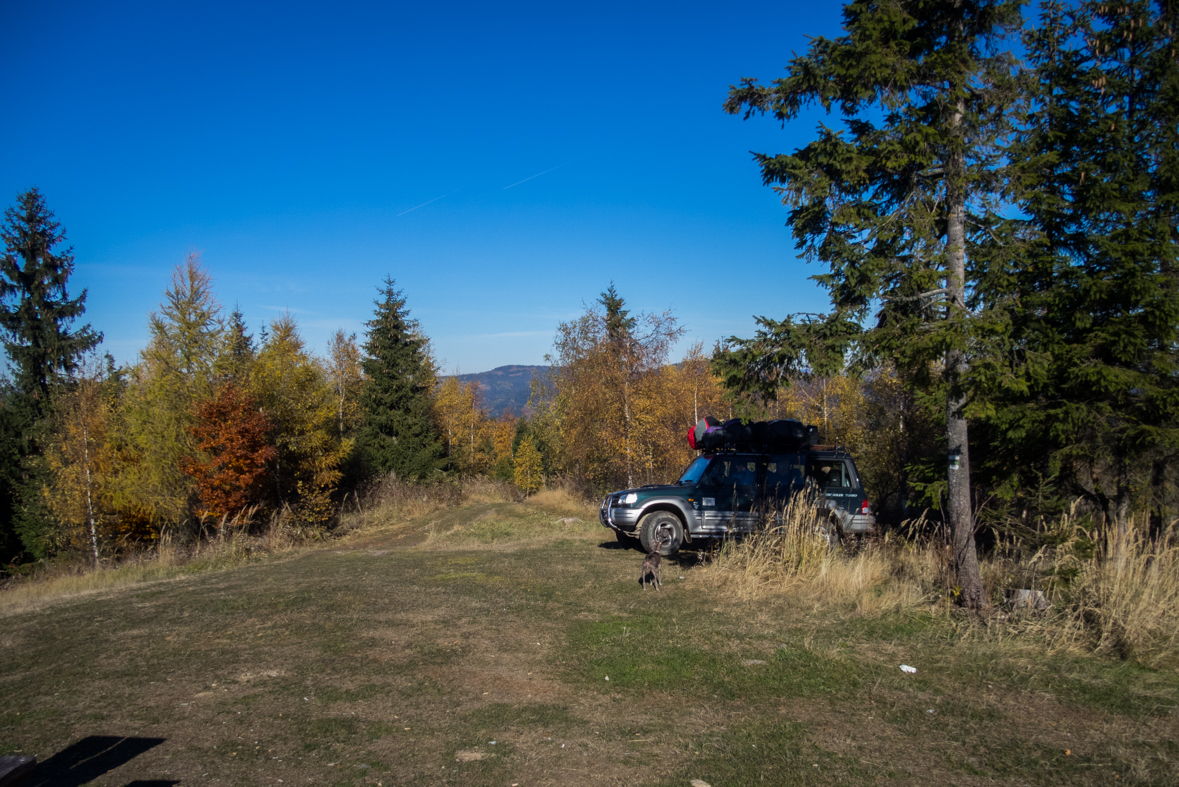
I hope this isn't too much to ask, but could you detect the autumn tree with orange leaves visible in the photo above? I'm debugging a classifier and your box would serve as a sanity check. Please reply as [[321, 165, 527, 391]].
[[181, 383, 275, 523]]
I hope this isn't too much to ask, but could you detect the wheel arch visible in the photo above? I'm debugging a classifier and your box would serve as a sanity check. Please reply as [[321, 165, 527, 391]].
[[636, 500, 693, 541]]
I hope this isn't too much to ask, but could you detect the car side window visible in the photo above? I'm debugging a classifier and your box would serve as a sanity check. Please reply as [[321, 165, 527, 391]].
[[766, 454, 805, 491], [699, 459, 724, 486], [700, 457, 757, 487], [733, 460, 757, 486]]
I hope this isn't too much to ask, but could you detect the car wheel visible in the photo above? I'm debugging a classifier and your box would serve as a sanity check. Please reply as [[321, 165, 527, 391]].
[[614, 529, 636, 547], [639, 511, 684, 555]]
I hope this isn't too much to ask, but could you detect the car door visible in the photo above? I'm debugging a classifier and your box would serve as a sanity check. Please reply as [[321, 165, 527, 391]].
[[762, 452, 807, 515], [695, 455, 759, 534]]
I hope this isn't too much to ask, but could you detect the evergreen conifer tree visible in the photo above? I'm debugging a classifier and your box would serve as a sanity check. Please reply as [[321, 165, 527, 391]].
[[979, 0, 1179, 530], [357, 278, 441, 480], [0, 188, 101, 419], [218, 306, 255, 385], [0, 188, 101, 558], [0, 384, 24, 562], [718, 0, 1024, 607]]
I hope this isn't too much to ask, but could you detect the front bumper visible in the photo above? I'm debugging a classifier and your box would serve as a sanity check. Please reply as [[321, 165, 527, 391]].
[[599, 497, 641, 533]]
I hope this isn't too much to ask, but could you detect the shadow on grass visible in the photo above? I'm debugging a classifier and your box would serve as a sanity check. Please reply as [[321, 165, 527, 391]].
[[597, 539, 635, 551], [25, 736, 173, 787]]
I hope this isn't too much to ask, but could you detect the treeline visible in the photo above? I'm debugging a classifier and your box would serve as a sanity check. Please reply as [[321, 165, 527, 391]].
[[0, 189, 907, 570], [434, 283, 927, 528], [0, 194, 446, 565], [432, 284, 726, 495]]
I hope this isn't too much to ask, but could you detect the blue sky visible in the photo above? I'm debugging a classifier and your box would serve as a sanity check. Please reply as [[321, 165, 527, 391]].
[[1, 0, 848, 374]]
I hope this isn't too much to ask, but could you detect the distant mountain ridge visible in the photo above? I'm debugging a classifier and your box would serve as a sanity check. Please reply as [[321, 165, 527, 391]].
[[450, 365, 548, 417]]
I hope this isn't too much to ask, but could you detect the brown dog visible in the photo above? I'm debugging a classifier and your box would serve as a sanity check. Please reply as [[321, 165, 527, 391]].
[[641, 538, 664, 590]]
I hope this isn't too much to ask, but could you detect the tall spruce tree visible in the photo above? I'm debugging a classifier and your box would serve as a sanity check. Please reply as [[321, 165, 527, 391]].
[[718, 0, 1023, 607], [978, 0, 1179, 531], [217, 306, 256, 385], [0, 188, 101, 418], [357, 278, 441, 480], [0, 188, 101, 558]]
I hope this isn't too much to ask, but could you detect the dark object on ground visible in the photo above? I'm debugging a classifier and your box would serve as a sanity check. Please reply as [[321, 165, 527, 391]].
[[641, 538, 664, 589], [20, 737, 168, 787], [0, 757, 35, 787]]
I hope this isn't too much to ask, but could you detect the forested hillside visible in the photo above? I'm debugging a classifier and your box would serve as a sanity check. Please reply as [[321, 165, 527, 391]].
[[451, 365, 545, 417]]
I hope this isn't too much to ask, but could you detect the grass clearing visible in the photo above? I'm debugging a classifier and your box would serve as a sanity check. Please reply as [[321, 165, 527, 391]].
[[2, 487, 1177, 785]]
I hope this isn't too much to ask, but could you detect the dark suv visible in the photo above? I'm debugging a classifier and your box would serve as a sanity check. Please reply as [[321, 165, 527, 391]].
[[599, 447, 874, 555]]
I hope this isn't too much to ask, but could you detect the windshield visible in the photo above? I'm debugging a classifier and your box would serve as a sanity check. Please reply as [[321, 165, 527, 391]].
[[676, 456, 711, 485]]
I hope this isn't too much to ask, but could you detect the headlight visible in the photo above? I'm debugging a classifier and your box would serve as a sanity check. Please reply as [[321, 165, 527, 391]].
[[622, 492, 638, 506]]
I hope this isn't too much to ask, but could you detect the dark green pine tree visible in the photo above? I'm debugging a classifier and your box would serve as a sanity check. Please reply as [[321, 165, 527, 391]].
[[0, 187, 102, 559], [978, 0, 1179, 531], [717, 0, 1024, 608], [1, 188, 101, 418], [217, 305, 256, 385], [357, 278, 442, 481], [599, 282, 635, 344]]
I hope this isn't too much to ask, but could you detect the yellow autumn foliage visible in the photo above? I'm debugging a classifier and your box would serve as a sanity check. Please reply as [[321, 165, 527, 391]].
[[251, 315, 351, 525], [513, 435, 544, 495]]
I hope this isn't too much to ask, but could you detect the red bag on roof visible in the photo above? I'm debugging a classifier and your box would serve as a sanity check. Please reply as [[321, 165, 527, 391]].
[[692, 416, 720, 448]]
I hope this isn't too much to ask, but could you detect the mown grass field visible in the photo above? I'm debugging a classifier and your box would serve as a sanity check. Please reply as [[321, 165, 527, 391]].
[[2, 494, 1177, 786]]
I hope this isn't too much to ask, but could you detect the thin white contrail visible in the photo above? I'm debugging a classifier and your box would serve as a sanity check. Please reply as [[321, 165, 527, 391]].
[[397, 191, 457, 217], [503, 157, 582, 190]]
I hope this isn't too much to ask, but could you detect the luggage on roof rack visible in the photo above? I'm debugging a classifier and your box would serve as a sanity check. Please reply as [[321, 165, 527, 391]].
[[691, 417, 819, 452]]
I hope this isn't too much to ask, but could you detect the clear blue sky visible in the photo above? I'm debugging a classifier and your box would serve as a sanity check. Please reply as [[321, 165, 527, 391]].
[[1, 0, 848, 375]]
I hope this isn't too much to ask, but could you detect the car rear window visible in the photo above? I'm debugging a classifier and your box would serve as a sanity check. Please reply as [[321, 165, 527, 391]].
[[807, 458, 851, 488]]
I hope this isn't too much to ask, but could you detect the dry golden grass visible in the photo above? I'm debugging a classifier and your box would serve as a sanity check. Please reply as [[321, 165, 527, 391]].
[[525, 487, 597, 518], [1052, 521, 1179, 667], [702, 492, 914, 607], [337, 474, 521, 533], [703, 492, 931, 613], [0, 514, 316, 616], [707, 498, 1179, 667]]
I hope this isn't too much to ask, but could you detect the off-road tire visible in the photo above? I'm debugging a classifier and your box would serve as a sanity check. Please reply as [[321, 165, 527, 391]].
[[639, 511, 684, 556], [614, 529, 636, 547]]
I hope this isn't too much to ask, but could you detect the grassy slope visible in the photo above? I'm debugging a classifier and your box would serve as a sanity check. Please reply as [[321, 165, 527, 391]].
[[1, 497, 1177, 786]]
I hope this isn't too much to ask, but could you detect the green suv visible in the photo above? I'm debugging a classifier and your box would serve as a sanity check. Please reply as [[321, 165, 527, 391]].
[[599, 446, 875, 555]]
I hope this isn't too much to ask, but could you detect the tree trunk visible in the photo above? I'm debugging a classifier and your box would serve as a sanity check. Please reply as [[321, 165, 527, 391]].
[[1115, 471, 1133, 537], [946, 380, 983, 607], [945, 96, 986, 610], [82, 419, 100, 568]]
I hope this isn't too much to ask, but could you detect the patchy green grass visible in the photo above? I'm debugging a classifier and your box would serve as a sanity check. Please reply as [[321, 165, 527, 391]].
[[1, 494, 1177, 786], [567, 614, 861, 698]]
